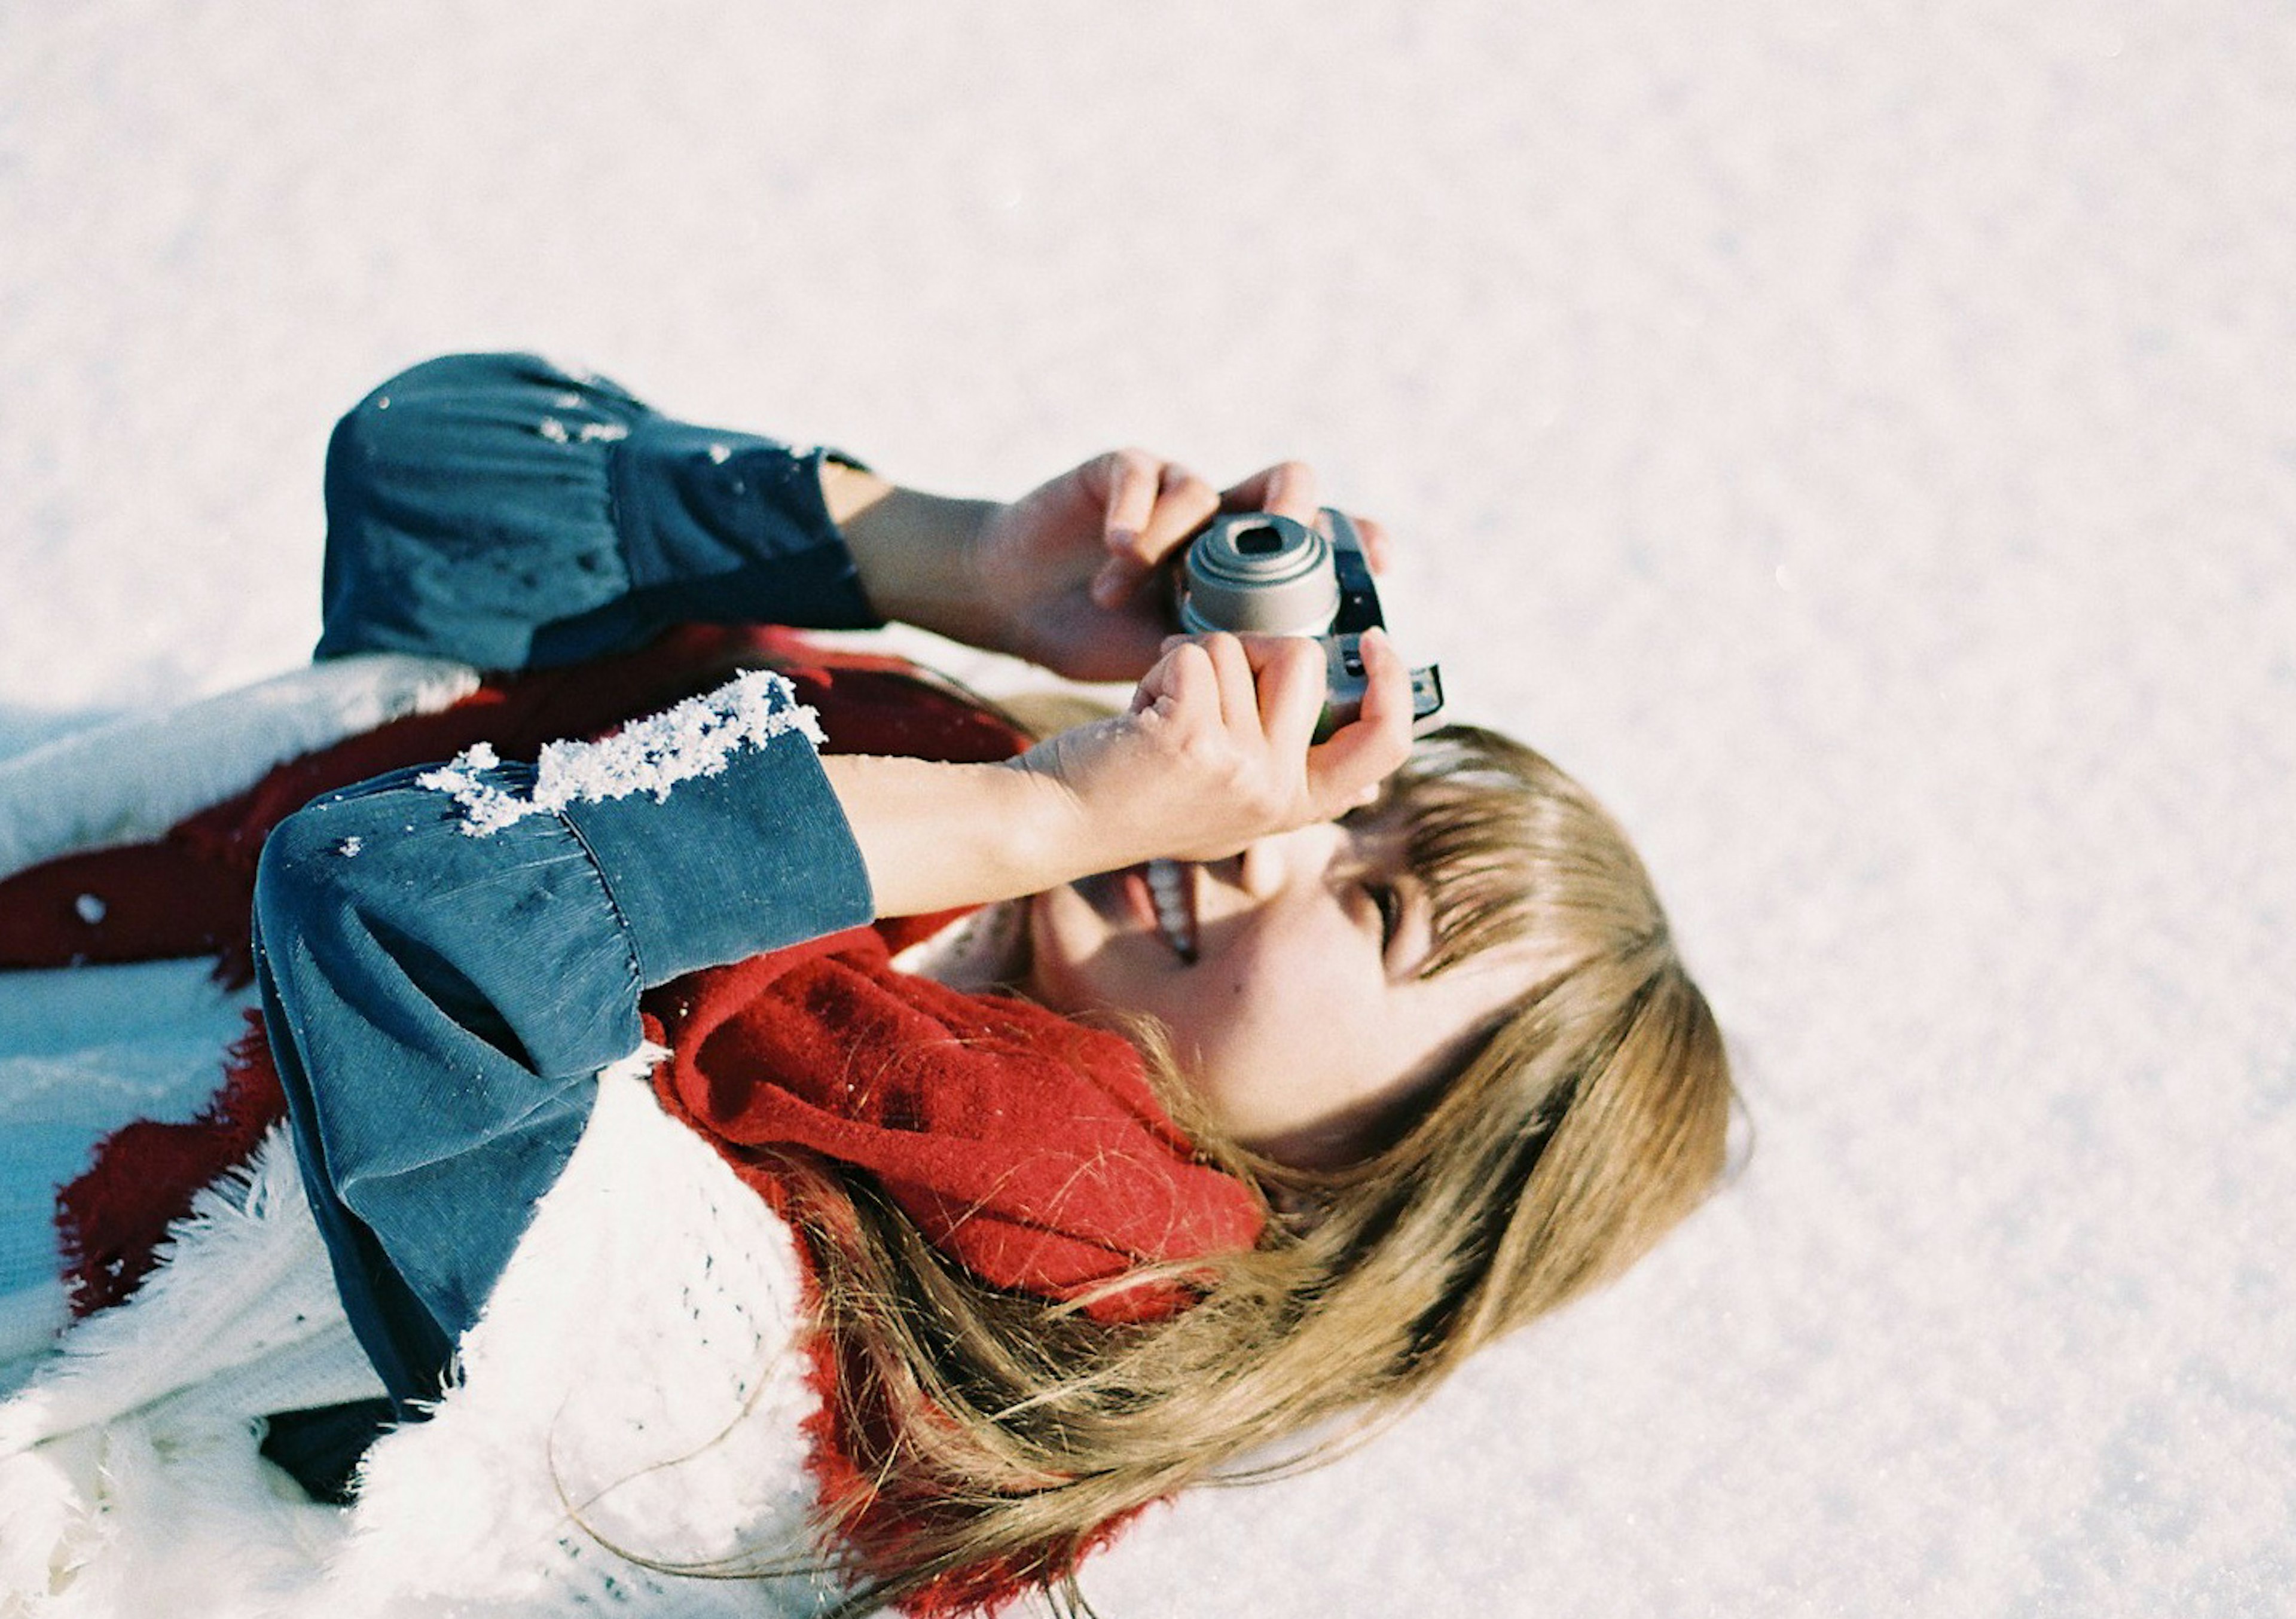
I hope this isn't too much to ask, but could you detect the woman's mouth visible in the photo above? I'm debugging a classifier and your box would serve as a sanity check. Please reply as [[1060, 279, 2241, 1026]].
[[1143, 859, 1198, 963], [1073, 862, 1199, 963]]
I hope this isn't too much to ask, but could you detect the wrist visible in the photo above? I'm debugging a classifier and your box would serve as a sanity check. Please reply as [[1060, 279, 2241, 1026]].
[[825, 466, 1003, 649], [821, 753, 1104, 918]]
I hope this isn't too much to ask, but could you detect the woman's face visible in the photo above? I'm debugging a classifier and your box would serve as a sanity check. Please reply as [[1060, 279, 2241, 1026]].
[[1025, 815, 1541, 1169]]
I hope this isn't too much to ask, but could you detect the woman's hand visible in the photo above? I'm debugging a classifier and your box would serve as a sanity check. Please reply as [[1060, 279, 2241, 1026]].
[[830, 453, 1391, 684], [1013, 627, 1417, 874], [973, 454, 1395, 683], [965, 450, 1226, 680]]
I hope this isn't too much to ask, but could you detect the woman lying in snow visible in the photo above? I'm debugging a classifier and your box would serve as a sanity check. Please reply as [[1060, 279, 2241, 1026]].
[[0, 354, 1735, 1617]]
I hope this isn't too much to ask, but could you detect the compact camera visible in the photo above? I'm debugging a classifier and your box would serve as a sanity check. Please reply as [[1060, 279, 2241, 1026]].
[[1174, 508, 1446, 738]]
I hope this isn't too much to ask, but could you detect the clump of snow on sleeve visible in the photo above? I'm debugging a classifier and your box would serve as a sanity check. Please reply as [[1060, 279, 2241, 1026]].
[[417, 670, 826, 837]]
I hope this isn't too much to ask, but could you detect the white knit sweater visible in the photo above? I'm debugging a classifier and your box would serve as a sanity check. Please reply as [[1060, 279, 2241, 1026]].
[[0, 1053, 851, 1618]]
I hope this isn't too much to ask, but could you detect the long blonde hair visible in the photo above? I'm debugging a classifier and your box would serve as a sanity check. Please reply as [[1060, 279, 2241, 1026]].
[[767, 725, 1733, 1615]]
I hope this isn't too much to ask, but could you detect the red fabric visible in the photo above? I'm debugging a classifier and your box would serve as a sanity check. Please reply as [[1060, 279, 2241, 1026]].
[[56, 1011, 289, 1315], [643, 931, 1263, 1614], [644, 930, 1261, 1325]]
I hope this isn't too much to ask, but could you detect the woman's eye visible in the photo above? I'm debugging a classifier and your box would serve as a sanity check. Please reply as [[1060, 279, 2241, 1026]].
[[1365, 883, 1404, 948]]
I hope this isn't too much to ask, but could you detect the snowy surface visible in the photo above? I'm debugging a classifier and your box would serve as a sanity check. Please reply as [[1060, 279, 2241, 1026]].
[[2, 4, 2291, 1614]]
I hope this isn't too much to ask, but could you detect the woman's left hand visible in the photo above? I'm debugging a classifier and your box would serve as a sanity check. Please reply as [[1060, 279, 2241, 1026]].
[[970, 453, 1390, 683], [830, 450, 1391, 683]]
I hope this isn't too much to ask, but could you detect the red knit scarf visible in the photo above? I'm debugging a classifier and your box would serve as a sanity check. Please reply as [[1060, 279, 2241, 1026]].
[[7, 627, 1265, 1616]]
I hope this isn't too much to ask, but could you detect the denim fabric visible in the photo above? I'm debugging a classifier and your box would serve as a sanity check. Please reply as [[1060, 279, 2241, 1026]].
[[261, 353, 879, 1413], [255, 724, 871, 1412], [314, 352, 880, 670]]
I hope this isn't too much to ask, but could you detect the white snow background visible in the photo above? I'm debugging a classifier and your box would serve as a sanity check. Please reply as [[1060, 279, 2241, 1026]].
[[2, 4, 2291, 1614]]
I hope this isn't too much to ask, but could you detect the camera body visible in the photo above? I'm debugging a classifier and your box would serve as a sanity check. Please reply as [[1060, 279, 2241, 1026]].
[[1174, 509, 1445, 737]]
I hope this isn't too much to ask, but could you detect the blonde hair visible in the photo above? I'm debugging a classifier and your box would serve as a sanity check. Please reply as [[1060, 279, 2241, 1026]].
[[752, 725, 1735, 1615]]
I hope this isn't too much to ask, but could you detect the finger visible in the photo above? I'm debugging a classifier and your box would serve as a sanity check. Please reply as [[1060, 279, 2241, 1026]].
[[1128, 637, 1175, 715], [1090, 450, 1167, 607], [1132, 636, 1211, 718], [1314, 506, 1393, 574], [1195, 632, 1263, 738], [1133, 462, 1221, 569], [1242, 636, 1329, 755], [1221, 460, 1318, 522], [1305, 627, 1413, 810], [1351, 512, 1396, 575]]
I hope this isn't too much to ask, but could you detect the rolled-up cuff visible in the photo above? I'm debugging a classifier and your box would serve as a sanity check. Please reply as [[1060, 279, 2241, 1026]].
[[546, 674, 875, 985], [607, 419, 881, 635]]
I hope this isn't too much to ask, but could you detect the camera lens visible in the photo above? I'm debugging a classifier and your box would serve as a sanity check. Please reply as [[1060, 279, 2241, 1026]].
[[1176, 513, 1341, 637]]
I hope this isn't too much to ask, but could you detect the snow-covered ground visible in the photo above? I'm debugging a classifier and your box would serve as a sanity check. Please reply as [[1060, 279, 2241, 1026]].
[[3, 4, 2291, 1613]]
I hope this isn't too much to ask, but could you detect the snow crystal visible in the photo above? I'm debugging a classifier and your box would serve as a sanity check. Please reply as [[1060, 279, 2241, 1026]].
[[373, 394, 390, 410], [338, 835, 364, 858], [74, 894, 106, 925], [575, 421, 628, 444], [706, 442, 731, 464], [553, 391, 583, 408], [536, 417, 570, 444], [416, 671, 825, 837]]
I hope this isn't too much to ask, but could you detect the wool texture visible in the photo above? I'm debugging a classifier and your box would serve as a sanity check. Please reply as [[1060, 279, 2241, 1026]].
[[2, 1065, 842, 1618]]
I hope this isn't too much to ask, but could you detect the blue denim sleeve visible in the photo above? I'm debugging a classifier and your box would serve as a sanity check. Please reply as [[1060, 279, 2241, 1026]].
[[313, 352, 884, 670], [252, 674, 872, 1410]]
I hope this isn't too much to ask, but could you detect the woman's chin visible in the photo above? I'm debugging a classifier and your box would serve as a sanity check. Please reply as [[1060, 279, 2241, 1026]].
[[1021, 887, 1091, 1015]]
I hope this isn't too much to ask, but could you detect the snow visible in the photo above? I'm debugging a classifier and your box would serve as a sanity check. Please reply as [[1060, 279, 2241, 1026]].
[[2, 4, 2291, 1616], [416, 670, 823, 836]]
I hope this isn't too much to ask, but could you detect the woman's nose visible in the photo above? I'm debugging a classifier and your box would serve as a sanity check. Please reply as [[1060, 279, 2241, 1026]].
[[1236, 822, 1342, 900]]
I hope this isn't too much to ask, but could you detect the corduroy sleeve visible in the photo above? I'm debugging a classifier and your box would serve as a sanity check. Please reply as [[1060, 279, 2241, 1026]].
[[313, 352, 883, 670], [250, 671, 871, 1410]]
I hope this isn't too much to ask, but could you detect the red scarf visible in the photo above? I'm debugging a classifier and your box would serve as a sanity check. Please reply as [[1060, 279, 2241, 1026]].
[[645, 927, 1257, 1324]]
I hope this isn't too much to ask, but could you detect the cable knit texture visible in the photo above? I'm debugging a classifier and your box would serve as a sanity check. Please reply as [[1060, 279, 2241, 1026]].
[[0, 1061, 843, 1618]]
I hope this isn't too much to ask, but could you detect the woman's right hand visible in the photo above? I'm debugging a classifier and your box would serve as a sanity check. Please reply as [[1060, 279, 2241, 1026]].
[[820, 629, 1411, 920], [1013, 628, 1417, 875]]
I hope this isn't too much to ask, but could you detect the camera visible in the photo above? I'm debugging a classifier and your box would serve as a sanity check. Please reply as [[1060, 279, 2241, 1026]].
[[1174, 508, 1445, 738]]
